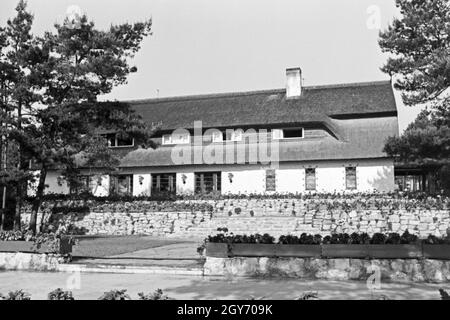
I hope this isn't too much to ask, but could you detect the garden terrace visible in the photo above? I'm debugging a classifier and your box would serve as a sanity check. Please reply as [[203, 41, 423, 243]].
[[18, 193, 450, 239]]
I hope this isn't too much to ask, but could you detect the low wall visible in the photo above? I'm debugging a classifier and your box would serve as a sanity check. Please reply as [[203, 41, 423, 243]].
[[21, 198, 450, 239], [204, 257, 450, 283], [0, 252, 66, 271]]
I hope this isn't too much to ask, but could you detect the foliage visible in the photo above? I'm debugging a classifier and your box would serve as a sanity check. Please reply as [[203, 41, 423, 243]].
[[98, 289, 131, 300], [207, 230, 441, 245], [379, 0, 450, 106], [0, 229, 76, 254], [47, 288, 74, 300], [279, 234, 322, 245], [0, 230, 33, 241], [379, 0, 450, 190], [439, 288, 450, 300], [296, 292, 319, 300], [22, 191, 450, 215], [137, 289, 169, 300], [0, 290, 31, 300], [0, 1, 155, 233], [384, 99, 450, 168]]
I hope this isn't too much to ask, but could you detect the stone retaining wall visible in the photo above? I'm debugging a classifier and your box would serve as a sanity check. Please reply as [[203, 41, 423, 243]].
[[22, 198, 450, 239], [0, 252, 66, 271], [204, 257, 450, 283]]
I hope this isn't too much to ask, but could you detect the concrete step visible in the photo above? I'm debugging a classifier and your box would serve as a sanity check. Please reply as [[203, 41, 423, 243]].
[[59, 261, 204, 275]]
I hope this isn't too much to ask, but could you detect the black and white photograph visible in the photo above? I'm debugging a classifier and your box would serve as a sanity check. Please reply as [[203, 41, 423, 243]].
[[0, 0, 450, 307]]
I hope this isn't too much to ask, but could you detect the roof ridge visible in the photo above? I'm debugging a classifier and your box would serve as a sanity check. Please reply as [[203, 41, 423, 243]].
[[125, 80, 392, 105]]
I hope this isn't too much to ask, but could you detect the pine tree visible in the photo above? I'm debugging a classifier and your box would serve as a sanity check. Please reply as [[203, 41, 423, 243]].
[[379, 0, 450, 192], [2, 1, 155, 232]]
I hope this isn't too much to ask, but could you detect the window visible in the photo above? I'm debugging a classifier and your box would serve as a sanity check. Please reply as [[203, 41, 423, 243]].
[[70, 175, 92, 194], [265, 169, 276, 192], [228, 129, 243, 142], [272, 129, 283, 140], [211, 131, 223, 143], [283, 128, 304, 139], [195, 172, 221, 194], [305, 168, 316, 191], [395, 175, 424, 192], [162, 132, 190, 145], [110, 175, 133, 196], [345, 167, 357, 190], [151, 173, 176, 194], [272, 128, 304, 140], [104, 133, 134, 148]]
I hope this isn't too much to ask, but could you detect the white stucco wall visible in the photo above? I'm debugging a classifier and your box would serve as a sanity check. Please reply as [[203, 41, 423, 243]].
[[176, 172, 195, 195], [35, 158, 395, 196], [222, 168, 266, 194], [133, 174, 151, 196], [275, 168, 305, 194], [89, 175, 110, 197], [27, 170, 70, 196]]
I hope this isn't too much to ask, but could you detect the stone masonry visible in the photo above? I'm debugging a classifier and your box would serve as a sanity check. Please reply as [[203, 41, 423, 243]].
[[21, 198, 450, 239]]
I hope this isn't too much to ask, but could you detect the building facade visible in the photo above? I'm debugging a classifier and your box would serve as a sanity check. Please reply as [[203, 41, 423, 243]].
[[31, 68, 400, 197]]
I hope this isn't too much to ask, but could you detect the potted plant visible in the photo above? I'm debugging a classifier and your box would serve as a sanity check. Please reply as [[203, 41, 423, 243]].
[[422, 235, 450, 260]]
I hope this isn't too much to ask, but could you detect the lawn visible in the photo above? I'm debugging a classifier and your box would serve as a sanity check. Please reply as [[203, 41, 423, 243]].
[[71, 236, 181, 258]]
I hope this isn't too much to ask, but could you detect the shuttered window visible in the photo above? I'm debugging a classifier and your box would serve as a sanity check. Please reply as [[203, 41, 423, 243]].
[[345, 167, 357, 190], [195, 172, 221, 194], [305, 168, 316, 191], [265, 169, 276, 192]]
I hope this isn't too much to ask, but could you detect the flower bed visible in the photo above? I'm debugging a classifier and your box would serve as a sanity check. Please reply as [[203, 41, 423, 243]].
[[206, 229, 450, 259], [0, 231, 73, 254]]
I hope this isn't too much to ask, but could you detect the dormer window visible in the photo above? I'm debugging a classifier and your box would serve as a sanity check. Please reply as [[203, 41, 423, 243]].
[[229, 129, 243, 142], [162, 132, 191, 145], [211, 131, 223, 143], [105, 133, 134, 148], [272, 128, 304, 140]]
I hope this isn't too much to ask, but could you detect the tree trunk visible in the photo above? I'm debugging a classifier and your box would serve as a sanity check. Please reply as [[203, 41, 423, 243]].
[[29, 166, 47, 234], [14, 101, 22, 230], [14, 183, 22, 230]]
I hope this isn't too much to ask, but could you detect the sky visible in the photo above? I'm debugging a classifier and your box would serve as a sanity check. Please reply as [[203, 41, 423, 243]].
[[0, 0, 423, 132]]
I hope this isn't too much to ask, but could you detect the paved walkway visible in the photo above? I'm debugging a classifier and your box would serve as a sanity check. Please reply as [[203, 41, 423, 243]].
[[0, 271, 447, 300], [73, 239, 203, 268]]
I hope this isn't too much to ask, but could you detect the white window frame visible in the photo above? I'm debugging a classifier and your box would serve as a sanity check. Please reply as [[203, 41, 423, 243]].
[[230, 129, 243, 142], [107, 134, 134, 148], [211, 131, 223, 143], [272, 128, 304, 140], [162, 132, 191, 145]]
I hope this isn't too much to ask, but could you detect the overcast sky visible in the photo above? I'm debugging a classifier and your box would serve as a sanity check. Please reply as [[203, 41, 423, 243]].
[[0, 0, 422, 131]]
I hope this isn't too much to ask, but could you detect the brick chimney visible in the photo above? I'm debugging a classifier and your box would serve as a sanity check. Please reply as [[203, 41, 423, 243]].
[[286, 67, 302, 99]]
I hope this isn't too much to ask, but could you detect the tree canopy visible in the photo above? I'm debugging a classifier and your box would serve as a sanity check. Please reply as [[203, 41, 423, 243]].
[[379, 0, 450, 106], [0, 1, 155, 232], [379, 0, 450, 193]]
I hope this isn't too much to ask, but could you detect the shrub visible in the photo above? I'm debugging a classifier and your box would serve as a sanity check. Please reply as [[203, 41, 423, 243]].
[[137, 289, 169, 300], [0, 290, 31, 300], [296, 291, 319, 300], [370, 233, 387, 244], [48, 288, 74, 300], [207, 230, 431, 245], [98, 289, 131, 300], [439, 288, 450, 300]]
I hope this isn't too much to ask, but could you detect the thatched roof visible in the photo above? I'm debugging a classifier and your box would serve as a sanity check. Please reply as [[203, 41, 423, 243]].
[[129, 80, 397, 131], [117, 80, 398, 167]]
